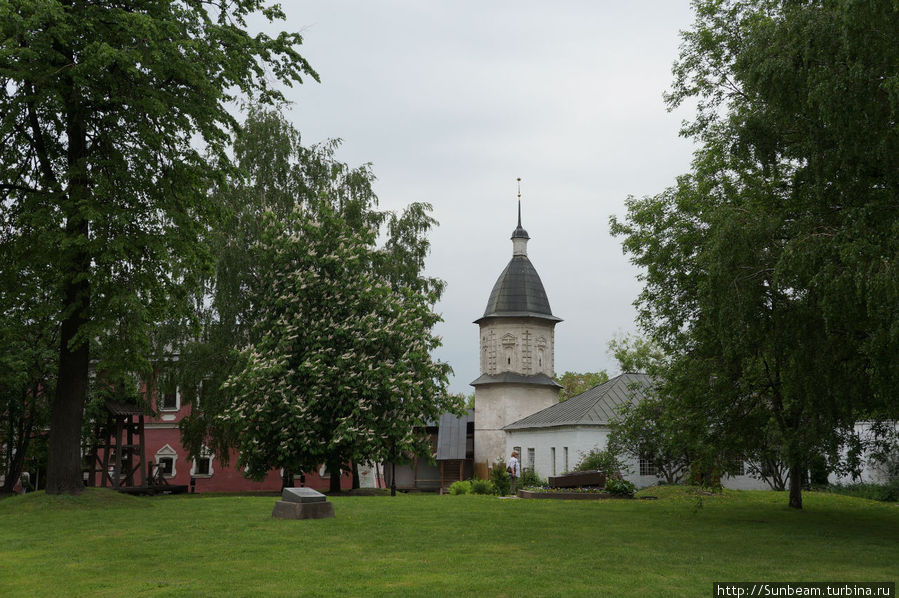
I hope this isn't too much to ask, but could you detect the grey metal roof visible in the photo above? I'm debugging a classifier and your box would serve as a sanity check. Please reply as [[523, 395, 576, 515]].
[[503, 372, 652, 430], [469, 371, 563, 388], [477, 255, 561, 322], [436, 409, 474, 460]]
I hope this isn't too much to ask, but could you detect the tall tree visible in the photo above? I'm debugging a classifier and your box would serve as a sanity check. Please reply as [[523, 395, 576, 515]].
[[169, 108, 452, 489], [221, 202, 457, 492], [0, 1, 316, 493], [612, 0, 899, 508], [167, 108, 382, 467]]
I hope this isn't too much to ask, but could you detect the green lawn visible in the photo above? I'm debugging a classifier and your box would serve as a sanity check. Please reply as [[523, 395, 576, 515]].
[[1, 487, 896, 597]]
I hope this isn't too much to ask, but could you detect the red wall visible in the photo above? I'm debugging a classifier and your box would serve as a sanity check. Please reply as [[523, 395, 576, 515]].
[[91, 380, 355, 493]]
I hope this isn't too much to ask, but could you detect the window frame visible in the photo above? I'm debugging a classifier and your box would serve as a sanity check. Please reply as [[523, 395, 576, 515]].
[[639, 455, 657, 477], [190, 447, 215, 479], [158, 387, 180, 412], [155, 444, 178, 478]]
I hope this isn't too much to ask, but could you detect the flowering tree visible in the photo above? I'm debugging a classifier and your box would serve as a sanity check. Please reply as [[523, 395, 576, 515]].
[[221, 203, 458, 491]]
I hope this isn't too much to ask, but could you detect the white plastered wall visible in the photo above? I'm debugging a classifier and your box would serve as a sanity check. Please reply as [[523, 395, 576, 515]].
[[474, 383, 559, 465], [479, 318, 555, 377], [506, 424, 769, 490]]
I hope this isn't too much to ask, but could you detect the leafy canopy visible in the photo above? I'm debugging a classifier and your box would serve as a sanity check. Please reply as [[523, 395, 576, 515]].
[[611, 0, 899, 508], [222, 201, 457, 483], [0, 0, 317, 493]]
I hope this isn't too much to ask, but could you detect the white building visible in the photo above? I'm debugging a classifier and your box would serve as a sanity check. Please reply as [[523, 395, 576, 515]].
[[470, 206, 768, 490], [470, 206, 562, 469], [503, 372, 770, 490]]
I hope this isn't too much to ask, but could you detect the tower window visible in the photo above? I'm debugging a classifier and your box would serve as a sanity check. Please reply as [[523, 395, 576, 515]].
[[507, 357, 511, 364]]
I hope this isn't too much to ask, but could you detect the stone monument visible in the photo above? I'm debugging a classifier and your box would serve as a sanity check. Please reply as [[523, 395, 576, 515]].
[[271, 487, 335, 519]]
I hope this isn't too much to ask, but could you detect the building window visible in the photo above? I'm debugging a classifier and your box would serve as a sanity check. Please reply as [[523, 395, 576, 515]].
[[159, 387, 179, 412], [639, 455, 657, 477], [734, 461, 745, 476], [551, 447, 556, 476], [155, 444, 178, 478], [563, 447, 569, 473], [190, 447, 215, 478], [527, 448, 535, 470]]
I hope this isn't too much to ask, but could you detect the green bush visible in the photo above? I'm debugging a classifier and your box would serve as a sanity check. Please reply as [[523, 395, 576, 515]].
[[470, 478, 495, 495], [604, 476, 636, 497], [574, 448, 623, 476], [448, 480, 471, 495], [823, 481, 899, 503], [519, 468, 547, 488], [490, 461, 511, 496]]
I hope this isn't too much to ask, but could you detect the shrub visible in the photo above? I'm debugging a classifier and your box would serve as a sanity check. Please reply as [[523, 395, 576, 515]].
[[574, 448, 623, 476], [448, 480, 471, 495], [823, 481, 899, 503], [470, 478, 495, 495], [604, 476, 636, 497], [490, 460, 511, 496], [519, 468, 546, 488]]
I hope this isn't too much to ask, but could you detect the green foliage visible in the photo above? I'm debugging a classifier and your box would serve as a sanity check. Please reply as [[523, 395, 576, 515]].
[[448, 480, 471, 495], [555, 371, 609, 401], [574, 449, 623, 476], [608, 395, 692, 485], [0, 245, 56, 493], [610, 0, 899, 509], [604, 476, 637, 498], [221, 199, 457, 483], [0, 0, 318, 493], [469, 478, 495, 495], [519, 468, 547, 488], [170, 108, 458, 478], [607, 333, 664, 374], [820, 482, 899, 504], [490, 462, 511, 496]]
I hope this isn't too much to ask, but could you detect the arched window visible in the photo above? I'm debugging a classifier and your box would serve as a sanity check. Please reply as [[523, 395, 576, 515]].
[[155, 444, 178, 478]]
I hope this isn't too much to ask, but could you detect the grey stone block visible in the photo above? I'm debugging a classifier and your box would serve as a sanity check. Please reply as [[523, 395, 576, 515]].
[[281, 487, 326, 504], [271, 500, 335, 520]]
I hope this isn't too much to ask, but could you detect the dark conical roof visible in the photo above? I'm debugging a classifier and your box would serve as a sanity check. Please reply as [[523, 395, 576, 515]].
[[477, 255, 560, 322]]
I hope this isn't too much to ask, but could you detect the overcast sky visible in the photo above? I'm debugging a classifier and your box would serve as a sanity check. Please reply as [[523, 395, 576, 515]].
[[256, 1, 699, 394]]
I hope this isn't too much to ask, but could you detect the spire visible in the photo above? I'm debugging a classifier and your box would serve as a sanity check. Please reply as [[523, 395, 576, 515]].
[[511, 177, 530, 252], [517, 177, 522, 228]]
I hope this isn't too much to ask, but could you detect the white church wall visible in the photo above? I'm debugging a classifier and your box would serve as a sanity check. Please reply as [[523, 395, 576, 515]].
[[505, 425, 658, 488], [475, 383, 559, 465], [720, 474, 769, 491], [506, 425, 770, 490], [479, 318, 555, 377], [828, 421, 899, 485]]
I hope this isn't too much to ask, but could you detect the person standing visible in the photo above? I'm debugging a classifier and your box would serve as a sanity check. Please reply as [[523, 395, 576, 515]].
[[507, 451, 521, 496]]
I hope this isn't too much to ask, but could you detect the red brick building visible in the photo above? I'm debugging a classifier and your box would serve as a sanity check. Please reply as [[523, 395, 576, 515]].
[[92, 383, 362, 493]]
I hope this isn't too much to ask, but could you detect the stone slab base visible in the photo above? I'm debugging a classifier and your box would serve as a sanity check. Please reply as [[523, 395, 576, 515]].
[[272, 500, 335, 519]]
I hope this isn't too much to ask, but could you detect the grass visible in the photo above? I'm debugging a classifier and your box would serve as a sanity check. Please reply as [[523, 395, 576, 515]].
[[1, 487, 897, 597]]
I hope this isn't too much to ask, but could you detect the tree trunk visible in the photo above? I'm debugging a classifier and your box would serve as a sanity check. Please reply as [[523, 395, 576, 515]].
[[788, 463, 803, 509], [46, 87, 90, 496], [46, 293, 89, 495], [351, 462, 360, 489], [328, 460, 342, 493]]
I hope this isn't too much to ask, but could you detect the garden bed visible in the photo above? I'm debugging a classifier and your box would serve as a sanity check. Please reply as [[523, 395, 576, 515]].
[[518, 489, 632, 500]]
